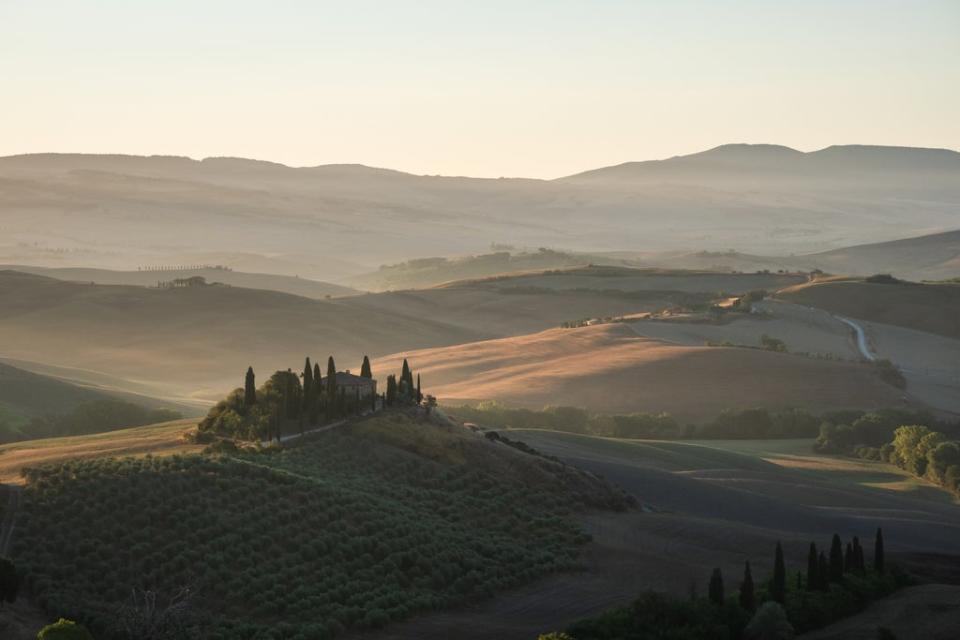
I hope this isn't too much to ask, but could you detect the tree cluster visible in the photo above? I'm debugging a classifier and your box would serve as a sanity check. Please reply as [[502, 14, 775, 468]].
[[199, 354, 418, 442], [556, 528, 900, 639]]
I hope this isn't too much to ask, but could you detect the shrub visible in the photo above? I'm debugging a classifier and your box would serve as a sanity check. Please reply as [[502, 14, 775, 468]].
[[745, 602, 794, 639], [37, 618, 95, 640]]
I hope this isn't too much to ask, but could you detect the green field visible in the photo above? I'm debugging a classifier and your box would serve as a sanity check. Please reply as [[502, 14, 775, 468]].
[[12, 412, 630, 639]]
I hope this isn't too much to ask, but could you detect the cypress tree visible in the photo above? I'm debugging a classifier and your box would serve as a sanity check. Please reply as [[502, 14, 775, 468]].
[[416, 373, 423, 404], [853, 536, 865, 572], [829, 534, 844, 582], [739, 561, 755, 611], [874, 528, 885, 574], [771, 542, 786, 604], [386, 375, 397, 406], [708, 568, 724, 605], [818, 552, 829, 591], [326, 356, 337, 403], [302, 357, 313, 412], [400, 359, 413, 398], [806, 543, 819, 592], [844, 542, 854, 573], [360, 355, 372, 379], [244, 366, 256, 406]]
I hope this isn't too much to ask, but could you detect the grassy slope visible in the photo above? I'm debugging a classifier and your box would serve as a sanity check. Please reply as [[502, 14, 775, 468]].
[[375, 323, 904, 422], [778, 278, 960, 339], [0, 419, 201, 483], [12, 411, 630, 639]]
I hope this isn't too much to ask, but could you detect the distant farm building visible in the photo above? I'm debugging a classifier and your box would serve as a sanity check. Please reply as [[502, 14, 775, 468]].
[[335, 371, 378, 398]]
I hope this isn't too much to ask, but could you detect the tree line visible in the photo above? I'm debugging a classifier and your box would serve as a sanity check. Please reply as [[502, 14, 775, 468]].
[[548, 528, 902, 640]]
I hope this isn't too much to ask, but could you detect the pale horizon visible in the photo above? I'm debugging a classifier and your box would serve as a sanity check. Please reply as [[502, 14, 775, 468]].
[[2, 0, 958, 178]]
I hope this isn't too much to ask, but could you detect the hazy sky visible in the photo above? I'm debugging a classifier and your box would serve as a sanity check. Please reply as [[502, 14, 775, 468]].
[[2, 1, 958, 178]]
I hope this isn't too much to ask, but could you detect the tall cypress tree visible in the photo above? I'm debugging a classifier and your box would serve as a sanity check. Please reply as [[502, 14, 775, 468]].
[[386, 375, 397, 406], [708, 568, 724, 605], [302, 357, 313, 412], [360, 355, 372, 379], [806, 543, 819, 592], [853, 536, 865, 572], [771, 542, 786, 604], [244, 366, 256, 406], [416, 373, 422, 404], [874, 528, 885, 574], [829, 534, 844, 582], [326, 356, 337, 403], [400, 359, 411, 398], [844, 542, 854, 573], [739, 561, 755, 611], [818, 552, 829, 591]]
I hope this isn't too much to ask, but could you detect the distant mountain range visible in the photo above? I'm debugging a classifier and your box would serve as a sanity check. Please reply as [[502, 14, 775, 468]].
[[1, 144, 957, 281]]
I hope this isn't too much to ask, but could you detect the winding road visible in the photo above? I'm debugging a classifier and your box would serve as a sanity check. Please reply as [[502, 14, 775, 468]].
[[835, 315, 876, 361]]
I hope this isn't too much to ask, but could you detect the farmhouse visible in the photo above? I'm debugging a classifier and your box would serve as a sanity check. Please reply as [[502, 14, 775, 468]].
[[335, 371, 378, 398]]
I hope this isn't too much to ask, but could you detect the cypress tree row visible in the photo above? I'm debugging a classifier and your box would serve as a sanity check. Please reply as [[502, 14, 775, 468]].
[[360, 355, 372, 379], [806, 543, 819, 592], [244, 366, 256, 407], [829, 534, 844, 582], [708, 568, 724, 605], [875, 528, 885, 574], [739, 561, 754, 611], [771, 542, 786, 604]]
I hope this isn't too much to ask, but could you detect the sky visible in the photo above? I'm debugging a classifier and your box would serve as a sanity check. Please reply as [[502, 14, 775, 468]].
[[1, 0, 958, 178]]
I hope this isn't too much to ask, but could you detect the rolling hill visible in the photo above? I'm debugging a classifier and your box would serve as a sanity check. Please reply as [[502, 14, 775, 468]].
[[0, 361, 190, 441], [1, 265, 359, 298], [2, 144, 958, 280], [0, 270, 694, 403], [374, 323, 905, 422], [778, 278, 960, 340]]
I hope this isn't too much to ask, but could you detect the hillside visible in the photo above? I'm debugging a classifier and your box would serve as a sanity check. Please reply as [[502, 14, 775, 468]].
[[778, 278, 960, 340], [458, 265, 807, 294], [0, 270, 693, 403], [800, 229, 960, 282], [346, 250, 633, 291], [0, 362, 189, 442], [2, 145, 958, 279], [10, 411, 631, 639], [374, 324, 905, 422], [2, 265, 359, 298], [0, 271, 480, 401]]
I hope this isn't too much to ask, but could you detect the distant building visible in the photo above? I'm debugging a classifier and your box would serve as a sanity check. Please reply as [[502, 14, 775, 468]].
[[334, 371, 377, 398]]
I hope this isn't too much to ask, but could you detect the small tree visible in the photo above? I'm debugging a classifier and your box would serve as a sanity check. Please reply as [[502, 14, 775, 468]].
[[739, 561, 755, 611], [771, 542, 786, 604], [360, 355, 372, 379], [424, 394, 437, 416], [0, 557, 18, 606], [708, 568, 724, 605], [244, 366, 256, 406], [875, 527, 885, 574], [745, 602, 794, 640]]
